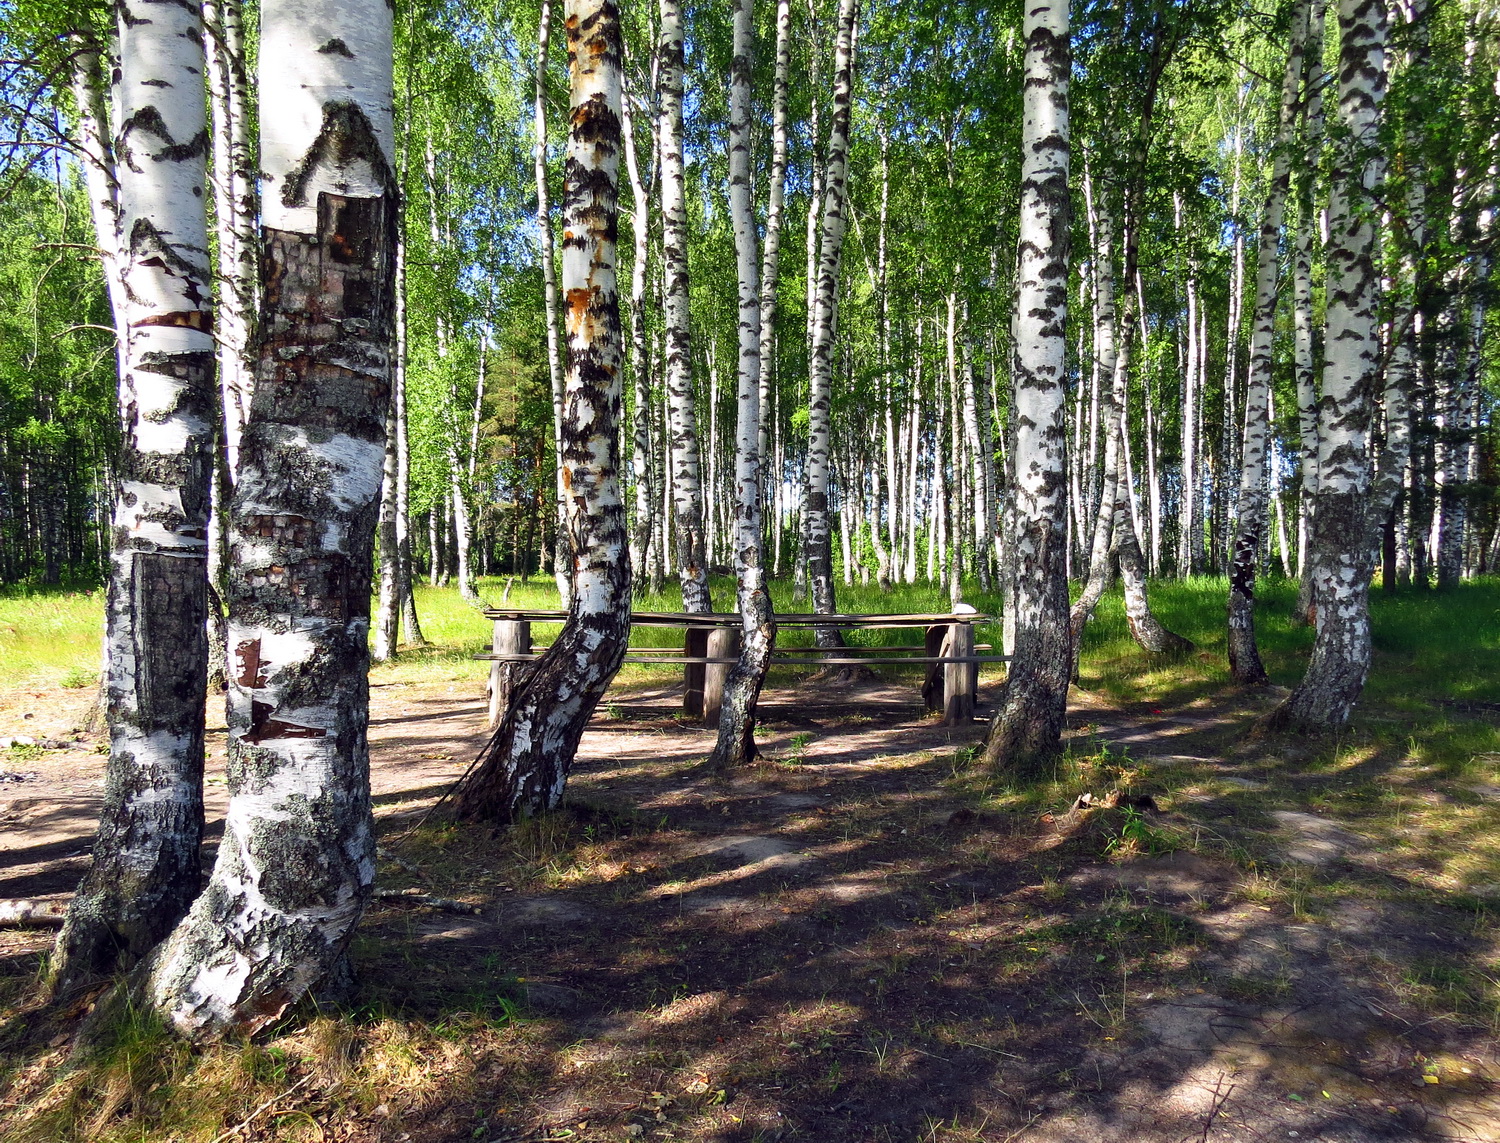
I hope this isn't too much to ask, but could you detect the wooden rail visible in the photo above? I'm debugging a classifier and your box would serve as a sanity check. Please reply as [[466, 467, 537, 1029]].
[[479, 608, 1005, 731]]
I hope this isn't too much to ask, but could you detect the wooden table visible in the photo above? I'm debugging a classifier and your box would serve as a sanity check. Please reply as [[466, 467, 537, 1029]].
[[478, 609, 1007, 730]]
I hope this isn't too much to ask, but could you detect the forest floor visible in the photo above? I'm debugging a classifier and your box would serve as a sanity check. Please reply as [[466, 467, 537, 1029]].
[[2, 630, 1500, 1142]]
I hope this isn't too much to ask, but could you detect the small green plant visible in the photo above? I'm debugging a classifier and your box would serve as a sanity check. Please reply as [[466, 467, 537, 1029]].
[[6, 741, 43, 763], [60, 666, 96, 689], [1103, 806, 1177, 857], [780, 731, 814, 765]]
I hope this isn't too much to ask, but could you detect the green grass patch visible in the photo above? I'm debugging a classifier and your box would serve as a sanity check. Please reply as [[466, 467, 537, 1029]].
[[0, 586, 103, 691]]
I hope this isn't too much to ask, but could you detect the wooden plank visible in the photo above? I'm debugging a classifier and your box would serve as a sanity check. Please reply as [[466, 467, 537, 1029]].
[[487, 619, 531, 729], [703, 628, 741, 726], [476, 652, 1010, 665], [944, 622, 976, 726], [480, 608, 993, 627], [921, 624, 946, 713], [682, 627, 710, 717]]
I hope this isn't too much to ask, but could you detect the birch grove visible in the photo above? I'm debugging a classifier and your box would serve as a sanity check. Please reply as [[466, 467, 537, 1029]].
[[5, 0, 1500, 1049]]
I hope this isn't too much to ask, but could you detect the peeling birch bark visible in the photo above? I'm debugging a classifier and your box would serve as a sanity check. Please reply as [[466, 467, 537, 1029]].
[[54, 0, 215, 993], [454, 0, 630, 823], [985, 0, 1072, 776], [140, 0, 397, 1037]]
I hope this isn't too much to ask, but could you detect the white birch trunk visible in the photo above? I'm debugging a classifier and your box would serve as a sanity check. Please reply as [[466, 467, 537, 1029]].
[[710, 0, 775, 769], [1294, 0, 1327, 620], [202, 0, 257, 477], [805, 0, 859, 640], [142, 0, 396, 1036], [623, 53, 656, 585], [55, 0, 216, 992], [455, 0, 630, 821], [534, 2, 571, 604], [986, 0, 1071, 774], [1228, 0, 1310, 684], [658, 0, 709, 611], [1270, 0, 1387, 732]]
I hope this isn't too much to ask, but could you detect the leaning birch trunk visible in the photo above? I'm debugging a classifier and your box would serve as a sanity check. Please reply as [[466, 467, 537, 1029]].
[[53, 0, 215, 993], [709, 0, 776, 771], [659, 0, 710, 612], [1267, 0, 1387, 733], [534, 2, 571, 604], [140, 0, 396, 1037], [453, 0, 631, 823], [805, 0, 859, 646], [1069, 198, 1120, 646], [985, 0, 1071, 776], [1227, 0, 1310, 685]]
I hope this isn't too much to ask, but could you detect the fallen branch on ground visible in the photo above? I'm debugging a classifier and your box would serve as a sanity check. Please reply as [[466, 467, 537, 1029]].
[[0, 899, 66, 926], [371, 887, 483, 916]]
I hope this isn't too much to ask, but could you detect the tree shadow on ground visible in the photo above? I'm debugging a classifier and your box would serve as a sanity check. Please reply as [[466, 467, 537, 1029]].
[[346, 685, 1500, 1143]]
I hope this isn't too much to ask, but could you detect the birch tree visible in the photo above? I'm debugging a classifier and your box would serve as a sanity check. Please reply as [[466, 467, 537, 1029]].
[[535, 1, 571, 603], [141, 0, 397, 1036], [1227, 0, 1310, 685], [985, 0, 1071, 775], [659, 0, 709, 612], [709, 0, 776, 770], [1268, 0, 1388, 733], [453, 0, 630, 822], [805, 0, 859, 637], [54, 0, 216, 992]]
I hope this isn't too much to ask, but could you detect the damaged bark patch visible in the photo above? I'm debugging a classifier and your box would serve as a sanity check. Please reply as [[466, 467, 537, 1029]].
[[280, 101, 396, 208]]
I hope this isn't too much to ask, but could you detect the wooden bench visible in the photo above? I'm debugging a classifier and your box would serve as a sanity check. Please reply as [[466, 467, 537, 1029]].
[[478, 609, 1008, 730]]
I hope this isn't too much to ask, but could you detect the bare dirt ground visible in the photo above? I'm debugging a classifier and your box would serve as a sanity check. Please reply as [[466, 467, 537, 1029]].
[[2, 673, 1499, 1142]]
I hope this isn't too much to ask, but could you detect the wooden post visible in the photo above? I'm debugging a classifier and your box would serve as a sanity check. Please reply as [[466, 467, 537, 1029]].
[[921, 623, 946, 713], [683, 625, 710, 717], [704, 627, 741, 726], [488, 618, 531, 728], [943, 621, 975, 725]]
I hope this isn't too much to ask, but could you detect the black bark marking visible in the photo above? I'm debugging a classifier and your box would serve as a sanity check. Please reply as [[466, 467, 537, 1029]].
[[281, 101, 396, 209]]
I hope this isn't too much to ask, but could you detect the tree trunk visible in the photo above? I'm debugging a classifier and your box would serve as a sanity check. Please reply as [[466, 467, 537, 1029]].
[[454, 0, 630, 822], [623, 50, 656, 589], [141, 0, 396, 1037], [804, 0, 859, 646], [202, 0, 257, 479], [1228, 0, 1309, 686], [708, 0, 775, 770], [1268, 0, 1388, 733], [758, 0, 792, 557], [1293, 0, 1327, 622], [986, 0, 1071, 776], [54, 0, 215, 993], [659, 0, 709, 612], [533, 1, 571, 605]]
